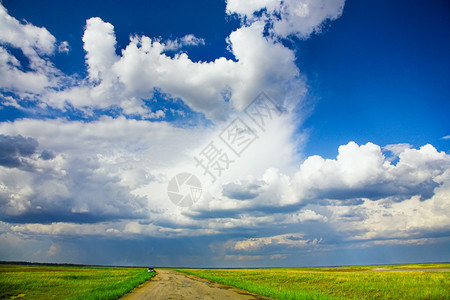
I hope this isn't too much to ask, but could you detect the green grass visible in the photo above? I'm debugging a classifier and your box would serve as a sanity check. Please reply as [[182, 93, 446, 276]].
[[0, 264, 155, 299], [177, 263, 450, 299]]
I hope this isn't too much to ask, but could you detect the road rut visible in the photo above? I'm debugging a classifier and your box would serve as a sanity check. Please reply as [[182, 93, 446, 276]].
[[121, 269, 270, 300]]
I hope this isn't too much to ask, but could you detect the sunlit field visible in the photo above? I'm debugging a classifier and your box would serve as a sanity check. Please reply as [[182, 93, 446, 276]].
[[178, 263, 450, 299], [0, 264, 155, 299]]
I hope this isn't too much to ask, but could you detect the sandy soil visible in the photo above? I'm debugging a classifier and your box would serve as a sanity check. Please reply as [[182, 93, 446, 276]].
[[121, 269, 270, 300]]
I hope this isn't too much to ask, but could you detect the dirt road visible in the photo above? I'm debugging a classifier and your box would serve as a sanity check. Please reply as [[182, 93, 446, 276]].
[[121, 269, 270, 300]]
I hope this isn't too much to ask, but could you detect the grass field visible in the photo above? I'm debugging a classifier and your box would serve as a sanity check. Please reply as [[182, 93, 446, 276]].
[[177, 263, 450, 299], [0, 264, 155, 299]]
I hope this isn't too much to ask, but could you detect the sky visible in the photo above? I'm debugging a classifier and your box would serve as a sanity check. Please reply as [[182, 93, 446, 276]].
[[0, 0, 449, 267]]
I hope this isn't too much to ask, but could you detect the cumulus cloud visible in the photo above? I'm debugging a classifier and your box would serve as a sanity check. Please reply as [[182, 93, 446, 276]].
[[74, 18, 300, 120], [22, 17, 298, 121], [82, 17, 119, 82], [186, 141, 450, 236], [195, 142, 449, 215], [0, 0, 346, 123], [0, 0, 346, 125], [0, 2, 308, 121], [294, 142, 449, 202], [0, 3, 60, 94], [329, 169, 450, 243], [226, 0, 346, 39]]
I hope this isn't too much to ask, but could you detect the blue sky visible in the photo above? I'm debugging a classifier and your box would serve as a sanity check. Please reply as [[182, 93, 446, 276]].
[[0, 0, 449, 267], [299, 0, 450, 158]]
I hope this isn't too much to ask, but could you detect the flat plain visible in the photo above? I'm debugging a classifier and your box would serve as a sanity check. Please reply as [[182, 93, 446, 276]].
[[177, 263, 450, 299], [0, 264, 154, 299], [1, 263, 449, 299]]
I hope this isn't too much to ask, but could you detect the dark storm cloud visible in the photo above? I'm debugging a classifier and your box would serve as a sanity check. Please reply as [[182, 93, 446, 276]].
[[316, 198, 365, 206], [0, 134, 38, 168], [0, 156, 148, 224], [1, 211, 125, 224], [309, 179, 441, 203], [184, 202, 306, 221]]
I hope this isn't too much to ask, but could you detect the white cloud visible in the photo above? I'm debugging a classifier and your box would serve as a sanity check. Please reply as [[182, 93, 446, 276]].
[[0, 0, 343, 122], [296, 142, 386, 192], [287, 209, 328, 223], [226, 0, 346, 39], [0, 95, 21, 109], [273, 0, 346, 38], [195, 141, 449, 216], [103, 19, 300, 120], [383, 143, 412, 156], [181, 140, 450, 240], [82, 17, 119, 82], [329, 169, 450, 242], [0, 4, 55, 56], [0, 3, 60, 94], [12, 222, 118, 236], [180, 34, 205, 47], [226, 0, 280, 17], [0, 45, 50, 93], [57, 41, 70, 54], [233, 233, 319, 251], [442, 135, 450, 140], [164, 34, 205, 51], [0, 1, 318, 122], [293, 142, 449, 202], [28, 16, 302, 121]]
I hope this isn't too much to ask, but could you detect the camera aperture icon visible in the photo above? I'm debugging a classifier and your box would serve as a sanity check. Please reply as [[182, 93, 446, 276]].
[[167, 173, 202, 207]]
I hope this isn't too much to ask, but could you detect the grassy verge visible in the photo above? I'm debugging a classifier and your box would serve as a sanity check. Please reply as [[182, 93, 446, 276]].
[[0, 264, 155, 299], [177, 264, 450, 299]]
